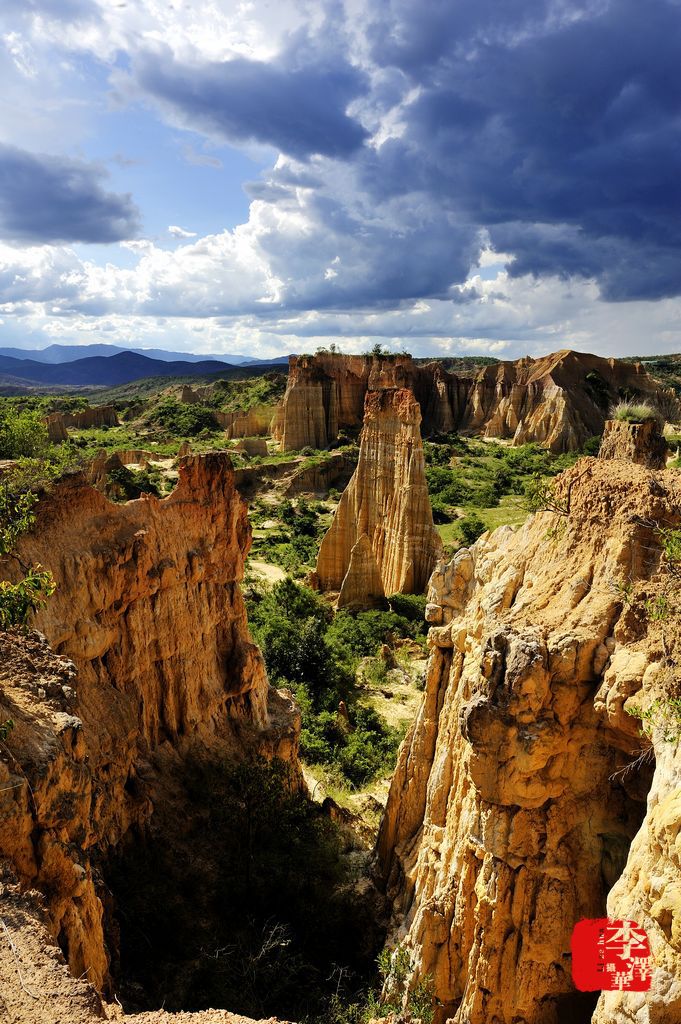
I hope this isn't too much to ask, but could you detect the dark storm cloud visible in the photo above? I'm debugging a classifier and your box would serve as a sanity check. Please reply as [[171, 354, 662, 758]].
[[132, 48, 369, 160], [358, 0, 681, 300], [0, 144, 140, 244]]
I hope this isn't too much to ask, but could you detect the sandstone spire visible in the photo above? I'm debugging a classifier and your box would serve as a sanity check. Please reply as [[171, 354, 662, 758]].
[[315, 387, 442, 604]]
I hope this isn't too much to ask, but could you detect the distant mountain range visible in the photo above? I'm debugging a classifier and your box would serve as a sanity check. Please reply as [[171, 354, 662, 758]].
[[0, 343, 290, 366], [0, 350, 290, 387]]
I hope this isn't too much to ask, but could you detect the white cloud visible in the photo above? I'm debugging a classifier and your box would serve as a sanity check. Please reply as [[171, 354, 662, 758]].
[[168, 225, 197, 239]]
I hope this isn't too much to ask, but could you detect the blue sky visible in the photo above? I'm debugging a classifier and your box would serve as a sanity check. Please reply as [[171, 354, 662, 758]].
[[0, 0, 680, 360]]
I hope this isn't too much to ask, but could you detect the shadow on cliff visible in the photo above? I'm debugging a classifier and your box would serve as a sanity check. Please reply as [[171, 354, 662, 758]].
[[103, 753, 385, 1021]]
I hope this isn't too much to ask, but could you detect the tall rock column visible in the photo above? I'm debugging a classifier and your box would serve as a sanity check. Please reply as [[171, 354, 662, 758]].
[[315, 388, 442, 606]]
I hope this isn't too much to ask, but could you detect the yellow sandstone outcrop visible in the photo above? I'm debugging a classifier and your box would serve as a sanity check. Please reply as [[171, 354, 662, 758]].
[[598, 416, 668, 468], [378, 458, 681, 1024], [273, 350, 674, 453], [0, 453, 300, 994], [315, 388, 442, 605]]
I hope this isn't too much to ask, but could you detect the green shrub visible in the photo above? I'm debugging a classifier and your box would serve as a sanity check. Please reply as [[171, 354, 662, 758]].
[[247, 580, 405, 786], [0, 460, 63, 627], [627, 697, 681, 743], [0, 568, 55, 627], [612, 400, 662, 426], [148, 397, 219, 436], [0, 406, 50, 460], [456, 512, 486, 546], [582, 435, 602, 456], [106, 465, 163, 501]]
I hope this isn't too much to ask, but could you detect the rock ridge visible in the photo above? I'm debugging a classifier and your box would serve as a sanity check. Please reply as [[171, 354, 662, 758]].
[[273, 350, 675, 453]]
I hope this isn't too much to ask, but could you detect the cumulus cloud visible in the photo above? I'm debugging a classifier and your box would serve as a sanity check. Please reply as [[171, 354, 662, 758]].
[[0, 144, 140, 244], [1, 0, 681, 354]]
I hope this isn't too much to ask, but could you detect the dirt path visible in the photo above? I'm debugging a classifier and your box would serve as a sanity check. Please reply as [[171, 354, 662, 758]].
[[248, 560, 287, 583]]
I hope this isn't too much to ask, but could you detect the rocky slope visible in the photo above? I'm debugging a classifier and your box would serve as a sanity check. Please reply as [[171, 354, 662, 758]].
[[314, 388, 442, 606], [378, 454, 681, 1024], [273, 350, 674, 453], [0, 454, 300, 1000]]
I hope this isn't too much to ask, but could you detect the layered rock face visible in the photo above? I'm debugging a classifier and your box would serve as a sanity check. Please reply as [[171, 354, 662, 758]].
[[215, 406, 272, 438], [44, 406, 119, 441], [379, 459, 681, 1024], [273, 350, 673, 453], [272, 353, 450, 451], [599, 417, 668, 468], [0, 454, 300, 994], [315, 389, 442, 605]]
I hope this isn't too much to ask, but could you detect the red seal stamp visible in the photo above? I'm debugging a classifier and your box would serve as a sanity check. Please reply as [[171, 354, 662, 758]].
[[571, 919, 652, 992]]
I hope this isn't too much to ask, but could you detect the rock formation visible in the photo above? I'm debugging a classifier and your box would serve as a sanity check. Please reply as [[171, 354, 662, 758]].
[[378, 458, 681, 1024], [598, 417, 668, 468], [44, 412, 69, 442], [0, 453, 300, 996], [43, 406, 120, 441], [215, 406, 272, 438], [315, 389, 442, 604], [273, 350, 675, 453], [233, 436, 268, 457], [284, 451, 356, 497]]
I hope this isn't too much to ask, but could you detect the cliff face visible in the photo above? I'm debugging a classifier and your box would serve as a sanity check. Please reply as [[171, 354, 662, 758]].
[[598, 417, 668, 468], [378, 458, 681, 1024], [273, 350, 674, 453], [44, 406, 120, 440], [315, 389, 442, 605], [0, 454, 300, 994]]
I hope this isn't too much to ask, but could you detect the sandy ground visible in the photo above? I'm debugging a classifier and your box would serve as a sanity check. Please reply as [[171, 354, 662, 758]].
[[248, 560, 287, 583]]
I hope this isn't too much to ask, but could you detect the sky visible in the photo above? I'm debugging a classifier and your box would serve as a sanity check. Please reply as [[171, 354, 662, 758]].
[[0, 0, 680, 361]]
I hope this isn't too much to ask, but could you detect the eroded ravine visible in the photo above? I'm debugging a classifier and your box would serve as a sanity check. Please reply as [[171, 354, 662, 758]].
[[2, 442, 681, 1024]]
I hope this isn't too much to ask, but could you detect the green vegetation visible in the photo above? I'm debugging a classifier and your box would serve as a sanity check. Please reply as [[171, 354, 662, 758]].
[[523, 473, 570, 516], [0, 404, 52, 460], [0, 718, 14, 742], [423, 435, 583, 546], [0, 406, 80, 628], [246, 579, 425, 787], [660, 528, 681, 573], [0, 452, 72, 627], [250, 498, 329, 576], [202, 373, 286, 412], [627, 697, 681, 743], [612, 400, 660, 424], [106, 464, 165, 501], [147, 396, 219, 436], [320, 944, 434, 1024]]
